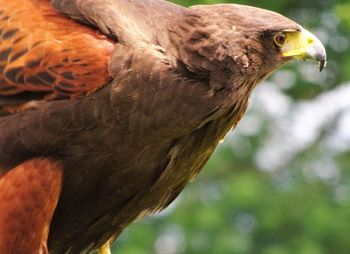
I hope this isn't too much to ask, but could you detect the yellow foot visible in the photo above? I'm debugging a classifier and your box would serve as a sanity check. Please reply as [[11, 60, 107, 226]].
[[99, 241, 111, 254]]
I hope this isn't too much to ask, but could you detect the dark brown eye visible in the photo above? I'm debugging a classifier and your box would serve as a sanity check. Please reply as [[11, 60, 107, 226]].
[[274, 32, 287, 46]]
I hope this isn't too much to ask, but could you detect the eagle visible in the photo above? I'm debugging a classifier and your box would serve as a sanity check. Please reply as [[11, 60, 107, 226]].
[[0, 0, 326, 253]]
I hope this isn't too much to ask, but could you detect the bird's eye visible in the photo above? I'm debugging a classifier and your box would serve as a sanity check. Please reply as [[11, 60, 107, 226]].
[[274, 32, 287, 46]]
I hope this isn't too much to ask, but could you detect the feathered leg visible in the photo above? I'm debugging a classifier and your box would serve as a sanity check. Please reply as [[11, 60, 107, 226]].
[[0, 158, 63, 254]]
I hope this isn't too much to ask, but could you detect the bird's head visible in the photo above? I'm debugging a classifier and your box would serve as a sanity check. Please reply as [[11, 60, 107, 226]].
[[275, 27, 326, 71], [172, 4, 326, 89]]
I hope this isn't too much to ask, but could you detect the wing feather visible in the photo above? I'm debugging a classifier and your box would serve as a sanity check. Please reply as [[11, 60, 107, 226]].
[[0, 0, 113, 100], [51, 0, 185, 44]]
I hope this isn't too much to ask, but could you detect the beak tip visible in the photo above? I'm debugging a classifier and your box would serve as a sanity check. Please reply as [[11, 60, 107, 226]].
[[298, 27, 327, 72], [313, 44, 327, 72], [319, 59, 326, 72], [307, 47, 327, 72]]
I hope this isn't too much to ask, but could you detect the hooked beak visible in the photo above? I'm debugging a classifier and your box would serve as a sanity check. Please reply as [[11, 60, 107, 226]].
[[281, 27, 327, 72]]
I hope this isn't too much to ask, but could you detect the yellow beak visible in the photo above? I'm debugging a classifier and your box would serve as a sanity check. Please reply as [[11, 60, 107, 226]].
[[281, 27, 327, 71]]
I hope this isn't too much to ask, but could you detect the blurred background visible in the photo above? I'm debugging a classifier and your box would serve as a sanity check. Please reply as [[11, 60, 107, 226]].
[[114, 0, 350, 253]]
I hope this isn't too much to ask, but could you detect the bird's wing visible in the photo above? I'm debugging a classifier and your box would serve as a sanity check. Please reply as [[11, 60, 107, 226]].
[[0, 43, 228, 169], [51, 0, 185, 44], [0, 0, 113, 102], [0, 0, 185, 112]]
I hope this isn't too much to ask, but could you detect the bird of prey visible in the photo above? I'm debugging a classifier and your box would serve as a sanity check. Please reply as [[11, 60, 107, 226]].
[[0, 0, 326, 253]]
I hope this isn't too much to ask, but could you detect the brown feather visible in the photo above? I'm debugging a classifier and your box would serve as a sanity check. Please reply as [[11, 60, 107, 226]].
[[0, 0, 305, 253]]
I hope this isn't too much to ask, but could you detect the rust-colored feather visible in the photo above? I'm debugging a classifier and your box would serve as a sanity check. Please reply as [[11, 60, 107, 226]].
[[0, 0, 114, 98], [0, 158, 63, 254]]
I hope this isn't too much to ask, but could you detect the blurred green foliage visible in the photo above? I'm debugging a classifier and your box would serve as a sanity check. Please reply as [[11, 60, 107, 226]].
[[112, 0, 350, 253]]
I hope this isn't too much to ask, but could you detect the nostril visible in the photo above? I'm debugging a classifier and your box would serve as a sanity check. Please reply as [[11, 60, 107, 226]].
[[307, 38, 314, 44]]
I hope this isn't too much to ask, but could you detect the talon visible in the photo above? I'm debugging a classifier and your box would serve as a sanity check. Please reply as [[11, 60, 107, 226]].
[[99, 241, 111, 254]]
